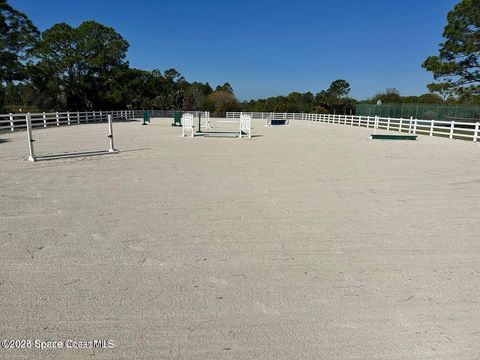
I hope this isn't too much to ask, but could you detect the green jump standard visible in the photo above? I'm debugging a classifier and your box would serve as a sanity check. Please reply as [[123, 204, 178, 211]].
[[370, 134, 417, 140]]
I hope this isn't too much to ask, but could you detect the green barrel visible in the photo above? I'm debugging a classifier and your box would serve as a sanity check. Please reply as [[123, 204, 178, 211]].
[[173, 111, 182, 126], [142, 111, 150, 125]]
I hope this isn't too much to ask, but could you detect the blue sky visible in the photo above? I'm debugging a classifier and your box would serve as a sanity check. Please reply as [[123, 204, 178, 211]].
[[11, 0, 458, 101]]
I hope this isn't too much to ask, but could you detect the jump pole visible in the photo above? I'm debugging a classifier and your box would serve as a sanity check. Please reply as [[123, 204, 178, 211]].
[[107, 114, 116, 152], [26, 113, 36, 161]]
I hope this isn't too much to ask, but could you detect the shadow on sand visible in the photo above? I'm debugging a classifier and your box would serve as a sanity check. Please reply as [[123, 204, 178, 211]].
[[32, 149, 120, 162]]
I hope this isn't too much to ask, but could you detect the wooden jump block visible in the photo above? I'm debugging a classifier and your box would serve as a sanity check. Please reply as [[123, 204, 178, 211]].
[[370, 134, 417, 140]]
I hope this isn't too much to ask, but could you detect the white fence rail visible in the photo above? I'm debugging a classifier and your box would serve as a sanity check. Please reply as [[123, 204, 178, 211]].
[[227, 112, 479, 143], [227, 112, 304, 121], [0, 110, 142, 133], [3, 110, 478, 143], [150, 110, 208, 118]]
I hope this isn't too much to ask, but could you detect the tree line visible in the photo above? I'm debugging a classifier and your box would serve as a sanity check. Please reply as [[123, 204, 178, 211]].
[[0, 1, 239, 113], [1, 0, 479, 114]]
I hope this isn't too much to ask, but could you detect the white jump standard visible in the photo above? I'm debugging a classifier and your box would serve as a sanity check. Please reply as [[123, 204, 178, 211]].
[[182, 113, 195, 137], [239, 113, 252, 138], [181, 113, 252, 138]]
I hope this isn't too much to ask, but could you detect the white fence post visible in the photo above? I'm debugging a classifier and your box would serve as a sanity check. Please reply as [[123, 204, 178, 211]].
[[408, 117, 413, 133], [77, 111, 80, 124], [429, 120, 434, 136], [449, 121, 455, 139], [387, 117, 390, 131], [413, 119, 417, 134], [373, 116, 378, 135], [366, 116, 370, 128], [107, 114, 116, 152], [474, 123, 479, 143], [56, 112, 59, 127], [9, 113, 14, 132], [43, 112, 47, 128], [26, 113, 35, 161], [67, 111, 71, 125], [399, 118, 403, 132]]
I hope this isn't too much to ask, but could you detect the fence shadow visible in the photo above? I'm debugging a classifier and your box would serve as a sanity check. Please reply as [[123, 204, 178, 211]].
[[33, 149, 119, 162], [118, 148, 151, 153], [0, 138, 10, 144]]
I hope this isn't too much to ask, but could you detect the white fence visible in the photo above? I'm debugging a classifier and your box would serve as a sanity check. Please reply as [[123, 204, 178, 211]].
[[227, 112, 304, 121], [227, 112, 479, 143], [0, 110, 142, 133], [3, 110, 478, 143], [150, 110, 208, 118]]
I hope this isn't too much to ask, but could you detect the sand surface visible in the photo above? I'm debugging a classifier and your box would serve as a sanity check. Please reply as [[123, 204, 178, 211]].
[[0, 117, 479, 359]]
